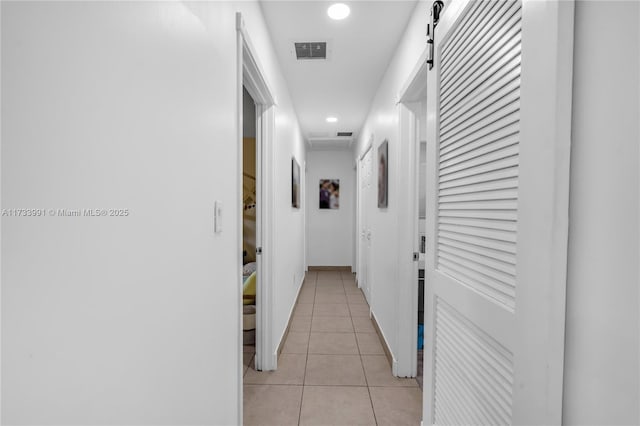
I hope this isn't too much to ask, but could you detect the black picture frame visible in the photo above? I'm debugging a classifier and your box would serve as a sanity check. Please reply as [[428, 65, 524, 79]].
[[291, 157, 300, 208], [378, 140, 388, 208]]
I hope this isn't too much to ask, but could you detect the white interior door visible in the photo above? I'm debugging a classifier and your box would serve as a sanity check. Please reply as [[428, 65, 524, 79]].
[[359, 148, 373, 303], [357, 154, 365, 289], [364, 149, 373, 304], [423, 0, 574, 424]]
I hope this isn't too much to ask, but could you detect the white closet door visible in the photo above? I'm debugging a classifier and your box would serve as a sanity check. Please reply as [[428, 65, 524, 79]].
[[360, 148, 374, 304], [358, 154, 367, 292], [423, 1, 574, 424]]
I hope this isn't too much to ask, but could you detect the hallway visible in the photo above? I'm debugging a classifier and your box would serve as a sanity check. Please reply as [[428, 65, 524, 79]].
[[2, 1, 639, 424], [243, 270, 422, 425]]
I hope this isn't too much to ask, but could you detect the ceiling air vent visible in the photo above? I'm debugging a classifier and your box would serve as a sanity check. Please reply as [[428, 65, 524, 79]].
[[337, 132, 353, 137], [295, 42, 327, 60]]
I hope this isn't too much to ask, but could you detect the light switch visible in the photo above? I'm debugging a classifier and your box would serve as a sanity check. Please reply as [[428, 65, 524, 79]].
[[214, 201, 223, 233]]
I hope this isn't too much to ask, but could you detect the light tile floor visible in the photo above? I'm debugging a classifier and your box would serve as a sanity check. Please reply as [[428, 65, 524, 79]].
[[243, 271, 422, 426]]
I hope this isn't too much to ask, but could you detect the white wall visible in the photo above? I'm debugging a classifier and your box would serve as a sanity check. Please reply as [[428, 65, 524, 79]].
[[270, 96, 307, 354], [563, 1, 640, 424], [353, 0, 428, 366], [306, 150, 355, 268], [1, 1, 305, 424]]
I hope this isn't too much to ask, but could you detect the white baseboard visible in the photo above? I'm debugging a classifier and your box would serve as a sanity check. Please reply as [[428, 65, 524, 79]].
[[274, 272, 306, 362], [371, 310, 397, 372]]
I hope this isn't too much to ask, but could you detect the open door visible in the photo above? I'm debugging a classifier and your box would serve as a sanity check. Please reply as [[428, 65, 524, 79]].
[[423, 0, 574, 424], [358, 146, 374, 304], [237, 13, 276, 379]]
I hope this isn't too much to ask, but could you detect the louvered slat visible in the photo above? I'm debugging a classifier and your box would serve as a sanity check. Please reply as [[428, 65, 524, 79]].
[[439, 216, 516, 231], [438, 235, 516, 264], [436, 361, 498, 424], [439, 169, 518, 192], [441, 113, 520, 161], [439, 222, 516, 243], [441, 0, 521, 89], [440, 0, 500, 76], [441, 33, 522, 116], [440, 157, 518, 185], [441, 2, 521, 101], [440, 75, 521, 136], [433, 300, 514, 425], [438, 265, 515, 308], [438, 243, 516, 275], [441, 120, 519, 161], [438, 255, 516, 295], [439, 313, 514, 388], [440, 99, 520, 150], [439, 178, 518, 198], [439, 238, 516, 265], [439, 188, 518, 204], [440, 144, 519, 176], [438, 329, 512, 416], [438, 229, 516, 254], [437, 0, 521, 308]]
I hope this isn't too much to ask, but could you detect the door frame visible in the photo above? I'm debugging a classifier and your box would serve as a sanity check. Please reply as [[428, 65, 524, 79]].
[[394, 48, 429, 378], [304, 160, 308, 273], [236, 13, 276, 420]]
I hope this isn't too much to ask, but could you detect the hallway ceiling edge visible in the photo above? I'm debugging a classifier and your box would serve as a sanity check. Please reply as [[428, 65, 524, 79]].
[[259, 0, 418, 149]]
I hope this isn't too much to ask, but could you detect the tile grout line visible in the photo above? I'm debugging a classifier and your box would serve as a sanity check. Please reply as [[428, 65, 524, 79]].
[[248, 272, 421, 425], [305, 272, 379, 425], [298, 271, 317, 426], [347, 277, 379, 426]]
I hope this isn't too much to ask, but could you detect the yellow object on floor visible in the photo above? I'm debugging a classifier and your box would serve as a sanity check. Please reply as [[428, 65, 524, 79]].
[[243, 271, 256, 305]]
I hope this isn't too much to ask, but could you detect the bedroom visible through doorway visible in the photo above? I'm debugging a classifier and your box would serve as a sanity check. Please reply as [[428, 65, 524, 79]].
[[242, 86, 258, 367]]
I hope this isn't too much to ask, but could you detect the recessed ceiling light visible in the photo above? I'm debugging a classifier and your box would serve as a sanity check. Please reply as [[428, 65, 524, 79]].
[[328, 3, 350, 20], [326, 116, 338, 123]]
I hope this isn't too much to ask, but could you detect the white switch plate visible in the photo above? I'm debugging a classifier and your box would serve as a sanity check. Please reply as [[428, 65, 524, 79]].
[[214, 201, 223, 233]]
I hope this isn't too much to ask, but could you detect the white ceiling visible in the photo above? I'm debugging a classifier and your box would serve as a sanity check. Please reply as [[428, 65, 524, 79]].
[[260, 1, 418, 150]]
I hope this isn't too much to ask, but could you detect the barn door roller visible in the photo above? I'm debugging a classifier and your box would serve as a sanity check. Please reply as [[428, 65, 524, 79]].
[[426, 0, 444, 70]]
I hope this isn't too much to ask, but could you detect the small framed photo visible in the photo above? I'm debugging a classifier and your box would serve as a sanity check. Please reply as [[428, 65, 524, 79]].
[[319, 179, 340, 209], [291, 157, 300, 209]]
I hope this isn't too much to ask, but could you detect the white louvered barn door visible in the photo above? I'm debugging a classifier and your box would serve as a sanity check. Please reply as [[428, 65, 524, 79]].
[[423, 0, 574, 424]]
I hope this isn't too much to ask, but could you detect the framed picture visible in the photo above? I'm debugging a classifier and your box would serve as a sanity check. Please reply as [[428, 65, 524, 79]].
[[291, 157, 300, 208], [319, 179, 340, 209], [378, 140, 388, 208]]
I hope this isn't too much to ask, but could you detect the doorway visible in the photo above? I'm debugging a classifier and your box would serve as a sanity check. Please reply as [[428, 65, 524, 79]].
[[417, 139, 427, 388], [357, 143, 373, 303], [394, 53, 428, 379], [236, 16, 277, 425], [242, 85, 258, 357]]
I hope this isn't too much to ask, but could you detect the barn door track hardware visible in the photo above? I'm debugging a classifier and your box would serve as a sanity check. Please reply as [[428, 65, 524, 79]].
[[427, 0, 444, 70]]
